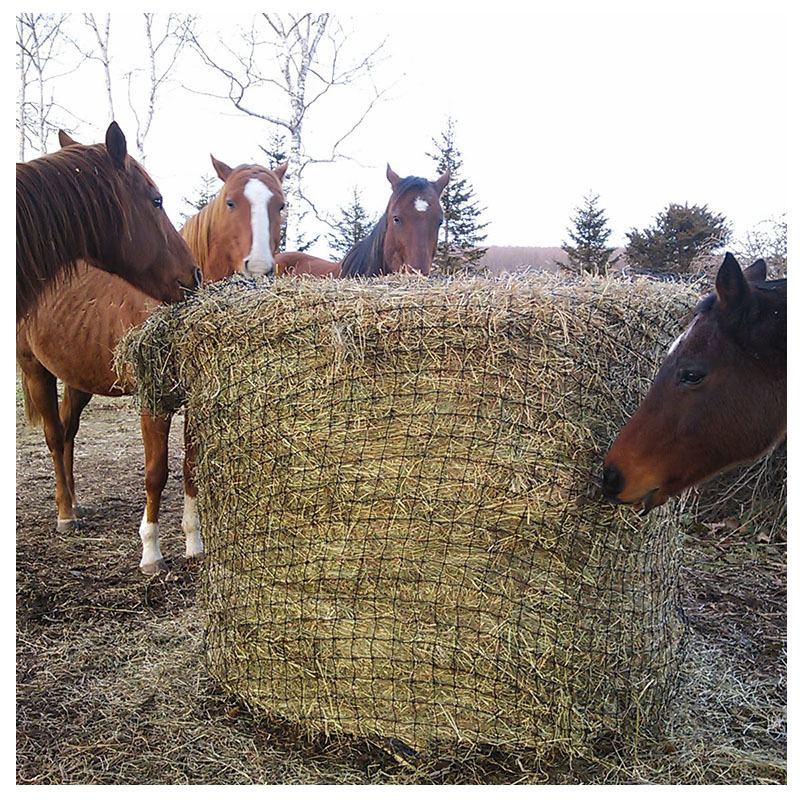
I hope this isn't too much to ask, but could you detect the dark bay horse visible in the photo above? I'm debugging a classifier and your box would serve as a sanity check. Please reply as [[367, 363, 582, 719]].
[[16, 121, 201, 320], [276, 164, 450, 278], [602, 253, 786, 512], [17, 155, 287, 573]]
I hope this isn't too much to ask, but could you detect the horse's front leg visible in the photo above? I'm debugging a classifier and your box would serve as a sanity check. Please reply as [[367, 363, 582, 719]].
[[182, 414, 204, 561], [60, 386, 93, 515], [20, 363, 76, 532], [139, 410, 171, 574]]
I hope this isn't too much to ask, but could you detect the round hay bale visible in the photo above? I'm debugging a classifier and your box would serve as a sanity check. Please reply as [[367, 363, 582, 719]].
[[119, 272, 697, 756]]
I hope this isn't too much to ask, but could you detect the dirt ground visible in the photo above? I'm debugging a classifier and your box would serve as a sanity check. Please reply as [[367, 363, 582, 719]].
[[15, 390, 787, 785]]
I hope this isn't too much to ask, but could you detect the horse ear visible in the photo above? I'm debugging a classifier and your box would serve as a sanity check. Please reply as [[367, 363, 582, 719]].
[[386, 164, 401, 188], [743, 258, 767, 283], [58, 130, 79, 148], [716, 252, 751, 311], [210, 155, 233, 182], [433, 170, 451, 196], [105, 121, 127, 170], [273, 162, 288, 184]]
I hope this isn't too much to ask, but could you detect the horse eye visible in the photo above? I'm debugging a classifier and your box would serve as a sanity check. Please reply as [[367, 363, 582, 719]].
[[279, 203, 286, 211], [679, 369, 705, 386], [226, 200, 235, 209], [393, 215, 401, 224], [152, 195, 163, 209]]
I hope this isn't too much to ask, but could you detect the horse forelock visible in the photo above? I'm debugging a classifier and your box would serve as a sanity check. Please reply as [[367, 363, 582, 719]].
[[692, 278, 787, 361], [392, 175, 434, 198]]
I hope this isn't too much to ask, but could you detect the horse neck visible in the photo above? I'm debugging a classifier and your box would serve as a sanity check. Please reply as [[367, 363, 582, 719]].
[[341, 213, 387, 277], [181, 194, 227, 280], [17, 147, 127, 297]]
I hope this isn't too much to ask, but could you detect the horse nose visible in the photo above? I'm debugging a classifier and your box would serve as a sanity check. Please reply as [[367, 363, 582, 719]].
[[602, 463, 625, 499], [243, 258, 274, 277]]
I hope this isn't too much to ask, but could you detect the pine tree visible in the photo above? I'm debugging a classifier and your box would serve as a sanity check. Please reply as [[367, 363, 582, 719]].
[[558, 192, 616, 275], [625, 203, 731, 274], [427, 118, 488, 275], [327, 186, 376, 260], [180, 173, 219, 224], [260, 130, 289, 251]]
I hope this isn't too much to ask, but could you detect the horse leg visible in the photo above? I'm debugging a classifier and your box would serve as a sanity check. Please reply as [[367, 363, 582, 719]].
[[60, 386, 93, 515], [181, 415, 204, 561], [139, 410, 171, 574], [20, 364, 76, 531]]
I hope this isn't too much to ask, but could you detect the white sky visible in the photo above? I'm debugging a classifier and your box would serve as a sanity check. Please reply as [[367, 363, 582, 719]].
[[15, 1, 791, 250]]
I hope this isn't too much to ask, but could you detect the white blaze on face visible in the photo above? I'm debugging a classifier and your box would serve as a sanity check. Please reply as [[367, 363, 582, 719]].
[[667, 317, 697, 356], [414, 196, 429, 213], [243, 177, 274, 275]]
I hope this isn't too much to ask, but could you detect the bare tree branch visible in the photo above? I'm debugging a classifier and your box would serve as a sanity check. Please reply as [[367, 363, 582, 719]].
[[183, 13, 388, 249]]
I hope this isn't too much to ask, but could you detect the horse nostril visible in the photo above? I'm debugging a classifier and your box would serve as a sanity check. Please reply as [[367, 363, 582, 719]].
[[602, 464, 625, 498], [193, 267, 203, 287]]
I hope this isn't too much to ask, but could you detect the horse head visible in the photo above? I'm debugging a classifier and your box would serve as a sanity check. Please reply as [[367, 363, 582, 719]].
[[40, 122, 202, 304], [382, 165, 450, 275], [602, 253, 787, 512], [203, 156, 288, 280]]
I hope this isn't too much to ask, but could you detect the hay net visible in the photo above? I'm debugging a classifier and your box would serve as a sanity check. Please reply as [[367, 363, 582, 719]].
[[120, 272, 699, 757]]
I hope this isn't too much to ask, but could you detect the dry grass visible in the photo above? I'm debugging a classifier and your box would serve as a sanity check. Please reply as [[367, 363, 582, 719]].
[[17, 270, 786, 783], [119, 272, 703, 758]]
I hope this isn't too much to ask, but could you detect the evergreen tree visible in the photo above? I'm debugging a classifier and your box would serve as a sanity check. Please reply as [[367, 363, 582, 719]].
[[180, 173, 219, 224], [558, 192, 616, 275], [625, 203, 731, 274], [427, 117, 488, 275], [260, 130, 289, 250], [327, 186, 376, 260]]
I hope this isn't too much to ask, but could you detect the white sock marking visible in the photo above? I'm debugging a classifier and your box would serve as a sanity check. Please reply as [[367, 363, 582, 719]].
[[182, 494, 204, 558], [139, 510, 164, 569]]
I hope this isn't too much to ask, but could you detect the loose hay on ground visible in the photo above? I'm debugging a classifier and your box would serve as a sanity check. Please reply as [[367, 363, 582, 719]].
[[119, 272, 699, 757]]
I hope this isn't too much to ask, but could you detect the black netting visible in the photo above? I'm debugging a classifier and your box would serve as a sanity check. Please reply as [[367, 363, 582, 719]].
[[122, 272, 697, 757]]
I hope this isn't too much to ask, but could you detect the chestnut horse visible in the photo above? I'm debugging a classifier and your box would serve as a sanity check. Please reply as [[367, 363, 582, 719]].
[[602, 253, 786, 512], [276, 164, 450, 278], [17, 153, 287, 573], [16, 121, 201, 320]]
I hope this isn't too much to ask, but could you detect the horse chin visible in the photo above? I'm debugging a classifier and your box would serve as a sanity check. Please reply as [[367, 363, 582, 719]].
[[633, 488, 664, 515]]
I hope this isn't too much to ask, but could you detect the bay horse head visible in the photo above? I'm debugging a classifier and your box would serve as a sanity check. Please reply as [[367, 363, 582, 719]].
[[17, 123, 201, 314], [602, 253, 787, 512], [340, 165, 450, 277], [181, 156, 287, 281]]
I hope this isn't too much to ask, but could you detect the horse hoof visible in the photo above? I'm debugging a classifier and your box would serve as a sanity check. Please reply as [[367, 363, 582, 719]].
[[56, 518, 78, 533], [140, 559, 169, 576]]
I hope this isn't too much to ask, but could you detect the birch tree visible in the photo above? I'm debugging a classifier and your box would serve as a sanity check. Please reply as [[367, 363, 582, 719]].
[[16, 13, 74, 159], [184, 13, 387, 250], [73, 13, 195, 164], [83, 13, 115, 120]]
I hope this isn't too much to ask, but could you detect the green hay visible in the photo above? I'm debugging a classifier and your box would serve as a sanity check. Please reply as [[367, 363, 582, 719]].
[[118, 272, 699, 756]]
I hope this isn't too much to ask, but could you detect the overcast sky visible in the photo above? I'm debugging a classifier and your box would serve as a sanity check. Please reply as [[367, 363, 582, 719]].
[[20, 2, 790, 252]]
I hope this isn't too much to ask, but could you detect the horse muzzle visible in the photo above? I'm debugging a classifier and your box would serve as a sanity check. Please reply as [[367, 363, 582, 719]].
[[243, 258, 274, 277], [602, 463, 663, 514]]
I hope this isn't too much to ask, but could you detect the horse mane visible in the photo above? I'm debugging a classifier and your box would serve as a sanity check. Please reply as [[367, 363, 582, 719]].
[[340, 175, 432, 277], [340, 216, 388, 277], [180, 191, 227, 273], [16, 144, 136, 317]]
